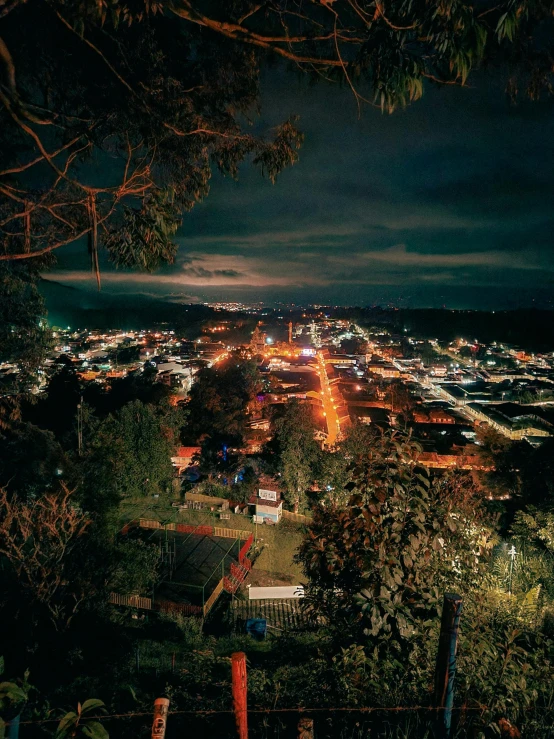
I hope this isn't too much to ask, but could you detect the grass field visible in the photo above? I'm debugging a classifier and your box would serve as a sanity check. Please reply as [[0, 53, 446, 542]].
[[119, 496, 306, 581]]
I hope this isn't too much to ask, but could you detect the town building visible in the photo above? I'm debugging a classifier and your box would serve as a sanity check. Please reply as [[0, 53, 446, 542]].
[[171, 446, 201, 474], [250, 326, 267, 355], [465, 403, 553, 441], [249, 477, 283, 523], [413, 409, 456, 424]]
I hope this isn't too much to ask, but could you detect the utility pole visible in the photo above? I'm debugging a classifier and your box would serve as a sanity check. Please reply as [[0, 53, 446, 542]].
[[77, 395, 83, 457], [508, 545, 517, 595], [434, 593, 463, 739]]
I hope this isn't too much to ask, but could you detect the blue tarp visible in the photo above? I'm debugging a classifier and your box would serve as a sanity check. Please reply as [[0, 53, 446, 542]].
[[246, 618, 267, 640]]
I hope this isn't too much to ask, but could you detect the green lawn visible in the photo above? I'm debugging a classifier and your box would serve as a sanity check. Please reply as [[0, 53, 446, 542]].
[[118, 496, 306, 580], [252, 520, 305, 580]]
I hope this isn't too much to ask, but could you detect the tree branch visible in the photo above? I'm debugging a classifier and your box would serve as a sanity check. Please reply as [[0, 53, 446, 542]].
[[169, 0, 344, 67], [0, 136, 83, 177]]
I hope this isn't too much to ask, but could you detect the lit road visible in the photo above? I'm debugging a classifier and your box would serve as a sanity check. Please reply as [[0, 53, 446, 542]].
[[440, 347, 474, 369], [316, 352, 341, 447]]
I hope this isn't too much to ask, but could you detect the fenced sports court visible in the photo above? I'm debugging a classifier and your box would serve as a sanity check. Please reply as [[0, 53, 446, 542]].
[[113, 517, 254, 617]]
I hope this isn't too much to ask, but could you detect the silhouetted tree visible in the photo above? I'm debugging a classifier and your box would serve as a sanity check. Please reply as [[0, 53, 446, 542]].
[[298, 434, 496, 643], [0, 484, 91, 632], [264, 400, 321, 512], [184, 359, 260, 446], [0, 422, 69, 499], [80, 399, 178, 516]]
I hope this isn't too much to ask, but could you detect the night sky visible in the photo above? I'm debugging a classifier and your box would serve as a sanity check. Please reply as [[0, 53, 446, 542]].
[[44, 66, 554, 316]]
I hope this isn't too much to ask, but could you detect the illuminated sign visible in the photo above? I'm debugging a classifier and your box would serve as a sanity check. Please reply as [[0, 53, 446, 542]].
[[258, 489, 277, 502]]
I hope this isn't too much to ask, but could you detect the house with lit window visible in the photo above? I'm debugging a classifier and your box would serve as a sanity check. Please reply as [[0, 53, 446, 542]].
[[249, 476, 283, 524]]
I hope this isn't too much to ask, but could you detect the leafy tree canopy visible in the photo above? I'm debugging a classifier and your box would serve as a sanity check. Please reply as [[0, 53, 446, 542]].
[[108, 539, 159, 596], [0, 1, 303, 272], [80, 398, 179, 516], [0, 262, 52, 389], [264, 399, 322, 512], [184, 358, 261, 446], [0, 421, 69, 499], [298, 432, 497, 646]]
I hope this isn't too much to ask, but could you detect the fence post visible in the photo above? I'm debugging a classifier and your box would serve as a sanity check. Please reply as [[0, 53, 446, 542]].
[[434, 593, 463, 738], [151, 697, 170, 739], [231, 651, 248, 739], [135, 645, 140, 674], [6, 715, 20, 739]]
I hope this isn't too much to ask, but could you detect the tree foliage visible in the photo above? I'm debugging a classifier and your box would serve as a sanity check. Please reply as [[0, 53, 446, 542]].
[[184, 359, 261, 446], [0, 484, 91, 631], [0, 1, 303, 273], [0, 262, 51, 389], [0, 422, 69, 499], [81, 399, 178, 511], [264, 399, 322, 512], [108, 539, 159, 597], [475, 430, 554, 505], [298, 433, 496, 644]]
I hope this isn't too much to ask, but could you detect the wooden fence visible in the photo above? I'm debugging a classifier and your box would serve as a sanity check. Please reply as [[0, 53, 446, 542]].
[[139, 519, 252, 541], [203, 578, 225, 617], [282, 510, 312, 525], [158, 600, 203, 617], [109, 593, 202, 617], [214, 526, 251, 540], [109, 593, 153, 610], [139, 518, 162, 529]]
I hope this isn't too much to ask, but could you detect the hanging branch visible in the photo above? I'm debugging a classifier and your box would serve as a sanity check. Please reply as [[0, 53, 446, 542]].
[[87, 193, 100, 290], [23, 199, 30, 253]]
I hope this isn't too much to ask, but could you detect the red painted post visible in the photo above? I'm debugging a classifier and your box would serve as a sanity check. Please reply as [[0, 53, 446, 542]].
[[231, 651, 248, 739], [151, 697, 170, 739]]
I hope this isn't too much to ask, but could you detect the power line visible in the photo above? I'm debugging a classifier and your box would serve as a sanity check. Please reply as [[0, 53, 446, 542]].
[[15, 705, 515, 726]]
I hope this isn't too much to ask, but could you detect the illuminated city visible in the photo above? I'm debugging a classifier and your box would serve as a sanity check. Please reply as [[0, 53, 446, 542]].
[[2, 2, 554, 737]]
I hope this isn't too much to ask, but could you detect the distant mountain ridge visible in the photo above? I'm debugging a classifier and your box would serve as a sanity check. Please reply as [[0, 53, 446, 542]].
[[40, 279, 210, 331]]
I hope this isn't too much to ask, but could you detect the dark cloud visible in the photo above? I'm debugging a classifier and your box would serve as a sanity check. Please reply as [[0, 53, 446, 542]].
[[45, 66, 554, 310], [180, 266, 243, 279], [424, 168, 554, 218]]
